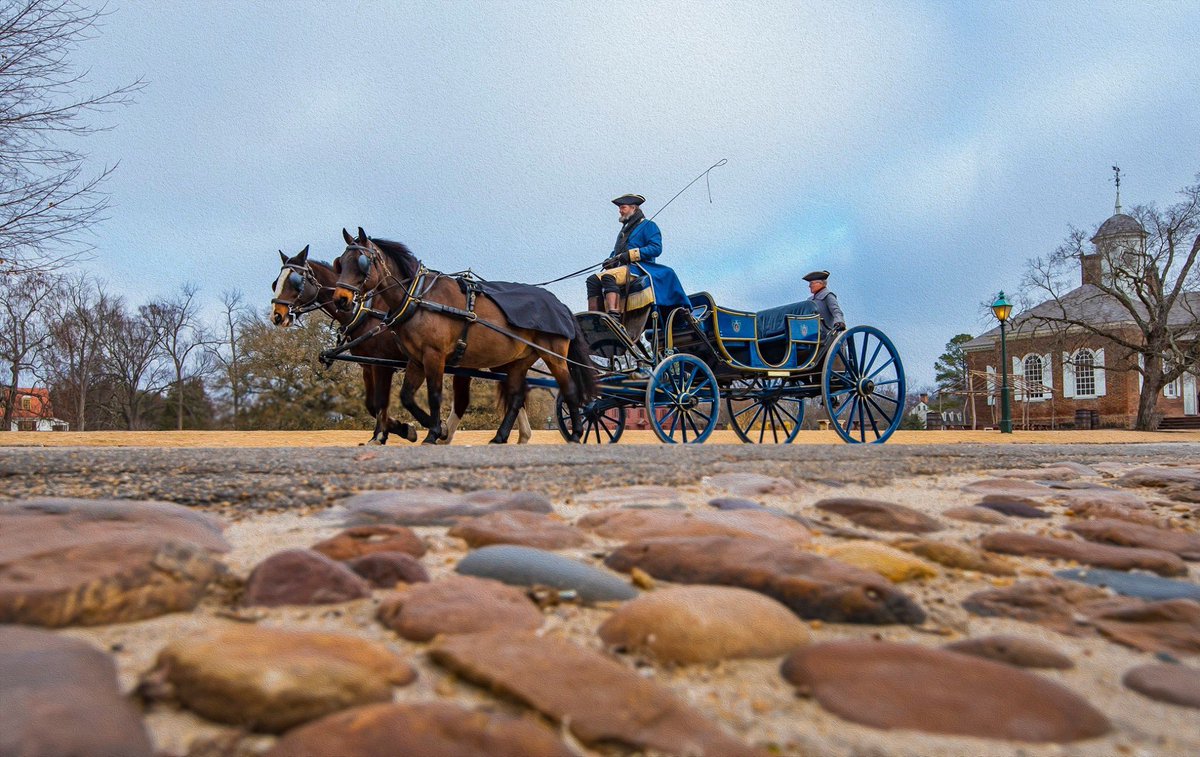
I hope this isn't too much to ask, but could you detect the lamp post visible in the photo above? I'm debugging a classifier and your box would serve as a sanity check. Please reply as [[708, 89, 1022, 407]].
[[991, 291, 1013, 434]]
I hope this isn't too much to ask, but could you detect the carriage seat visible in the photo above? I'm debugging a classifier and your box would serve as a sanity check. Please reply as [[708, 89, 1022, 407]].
[[755, 300, 817, 341]]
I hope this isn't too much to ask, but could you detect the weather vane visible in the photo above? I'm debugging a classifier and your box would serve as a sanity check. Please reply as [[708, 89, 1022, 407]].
[[1112, 165, 1122, 213]]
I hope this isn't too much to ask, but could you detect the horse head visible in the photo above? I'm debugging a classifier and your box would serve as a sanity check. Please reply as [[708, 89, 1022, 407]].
[[270, 245, 316, 327], [332, 227, 403, 311]]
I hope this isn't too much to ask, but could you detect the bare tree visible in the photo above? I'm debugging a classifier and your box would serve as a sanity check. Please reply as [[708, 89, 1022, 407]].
[[0, 0, 142, 273], [100, 301, 167, 429], [1024, 175, 1200, 430], [208, 289, 253, 429], [144, 283, 213, 430], [39, 272, 117, 429], [0, 268, 61, 427]]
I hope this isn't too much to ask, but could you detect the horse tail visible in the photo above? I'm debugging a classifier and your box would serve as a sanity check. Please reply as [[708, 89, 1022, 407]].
[[566, 321, 598, 401]]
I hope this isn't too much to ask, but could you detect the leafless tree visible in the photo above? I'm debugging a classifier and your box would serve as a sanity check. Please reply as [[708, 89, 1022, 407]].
[[208, 289, 253, 429], [1024, 175, 1200, 430], [39, 272, 117, 429], [99, 301, 167, 429], [144, 283, 214, 430], [0, 0, 142, 273], [0, 268, 62, 427]]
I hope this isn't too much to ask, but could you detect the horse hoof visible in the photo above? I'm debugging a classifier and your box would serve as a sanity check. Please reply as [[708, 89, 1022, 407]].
[[488, 436, 507, 445]]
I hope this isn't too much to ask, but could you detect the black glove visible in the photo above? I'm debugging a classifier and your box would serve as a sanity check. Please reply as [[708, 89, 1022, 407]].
[[601, 256, 619, 270], [616, 250, 631, 265]]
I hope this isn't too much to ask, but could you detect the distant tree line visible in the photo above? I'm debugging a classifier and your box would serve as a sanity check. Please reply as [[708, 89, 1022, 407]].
[[0, 270, 552, 433]]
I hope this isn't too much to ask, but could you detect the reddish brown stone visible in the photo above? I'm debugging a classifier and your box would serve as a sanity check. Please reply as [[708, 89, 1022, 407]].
[[944, 635, 1074, 669], [889, 537, 1017, 575], [0, 626, 153, 756], [780, 641, 1109, 742], [605, 536, 925, 624], [1122, 664, 1200, 709], [377, 575, 542, 641], [942, 505, 1009, 525], [1118, 467, 1200, 502], [702, 472, 799, 496], [267, 702, 574, 757], [1065, 500, 1165, 526], [981, 531, 1187, 577], [0, 497, 227, 627], [152, 624, 415, 733], [430, 631, 760, 755], [346, 552, 429, 588], [242, 549, 371, 607], [975, 497, 1050, 519], [448, 510, 587, 549], [813, 498, 943, 533], [311, 525, 425, 560], [962, 579, 1139, 636], [1065, 519, 1200, 560], [578, 508, 812, 545], [1091, 600, 1200, 656]]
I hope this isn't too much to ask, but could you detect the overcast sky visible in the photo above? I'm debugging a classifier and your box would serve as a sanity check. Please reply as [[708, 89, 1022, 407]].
[[69, 0, 1200, 386]]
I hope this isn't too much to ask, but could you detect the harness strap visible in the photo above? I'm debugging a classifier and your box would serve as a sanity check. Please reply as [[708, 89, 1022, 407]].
[[447, 280, 478, 367]]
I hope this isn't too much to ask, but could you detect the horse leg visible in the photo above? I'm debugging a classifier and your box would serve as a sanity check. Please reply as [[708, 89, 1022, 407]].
[[420, 351, 448, 444], [399, 363, 437, 430], [440, 374, 471, 445], [377, 367, 417, 443], [544, 353, 584, 443], [516, 406, 532, 444], [490, 359, 534, 444], [362, 366, 385, 445]]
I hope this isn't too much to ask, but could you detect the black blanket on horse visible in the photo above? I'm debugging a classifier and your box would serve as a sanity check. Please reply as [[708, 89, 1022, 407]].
[[472, 280, 576, 340]]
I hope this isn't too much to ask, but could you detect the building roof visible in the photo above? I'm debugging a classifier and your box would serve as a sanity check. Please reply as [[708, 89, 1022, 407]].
[[1091, 212, 1146, 241], [964, 285, 1200, 351]]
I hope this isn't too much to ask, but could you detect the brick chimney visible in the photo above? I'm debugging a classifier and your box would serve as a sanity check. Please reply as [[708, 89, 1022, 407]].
[[1081, 253, 1102, 286]]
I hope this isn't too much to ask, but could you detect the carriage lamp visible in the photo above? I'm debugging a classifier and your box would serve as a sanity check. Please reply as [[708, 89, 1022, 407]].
[[991, 291, 1013, 434]]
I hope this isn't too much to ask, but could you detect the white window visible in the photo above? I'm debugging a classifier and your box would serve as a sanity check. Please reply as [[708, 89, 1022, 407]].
[[986, 365, 996, 406], [1165, 377, 1181, 398], [1024, 354, 1046, 400], [1075, 350, 1096, 397], [20, 396, 32, 411]]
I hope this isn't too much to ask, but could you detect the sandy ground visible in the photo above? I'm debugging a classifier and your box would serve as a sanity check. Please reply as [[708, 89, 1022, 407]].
[[51, 463, 1200, 757], [4, 428, 1200, 447]]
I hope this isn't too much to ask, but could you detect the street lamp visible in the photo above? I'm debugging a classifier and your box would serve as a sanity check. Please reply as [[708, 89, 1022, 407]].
[[991, 291, 1013, 434]]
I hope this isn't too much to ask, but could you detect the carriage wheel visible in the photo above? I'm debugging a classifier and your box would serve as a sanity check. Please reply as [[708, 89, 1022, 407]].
[[645, 354, 720, 444], [555, 394, 626, 444], [821, 326, 906, 444], [727, 379, 805, 444]]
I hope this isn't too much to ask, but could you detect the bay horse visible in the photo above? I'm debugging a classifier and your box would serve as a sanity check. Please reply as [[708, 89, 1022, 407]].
[[331, 228, 596, 444], [271, 247, 534, 444]]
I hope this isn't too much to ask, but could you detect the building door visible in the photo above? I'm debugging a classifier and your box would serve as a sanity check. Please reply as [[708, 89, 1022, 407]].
[[1185, 374, 1197, 416]]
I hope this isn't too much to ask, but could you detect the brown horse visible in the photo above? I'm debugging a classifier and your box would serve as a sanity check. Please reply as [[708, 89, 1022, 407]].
[[271, 247, 533, 444], [331, 228, 596, 444]]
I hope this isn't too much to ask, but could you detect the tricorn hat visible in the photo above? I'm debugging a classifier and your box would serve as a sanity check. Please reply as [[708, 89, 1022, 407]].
[[611, 194, 646, 206], [802, 270, 830, 282]]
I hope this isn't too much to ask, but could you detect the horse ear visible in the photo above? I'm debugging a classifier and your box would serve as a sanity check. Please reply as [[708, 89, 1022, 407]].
[[297, 245, 309, 264], [343, 228, 354, 245], [279, 250, 288, 263], [356, 227, 367, 243]]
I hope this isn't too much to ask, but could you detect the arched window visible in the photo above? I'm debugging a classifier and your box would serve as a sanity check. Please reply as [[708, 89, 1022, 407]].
[[1075, 350, 1096, 396], [1024, 355, 1045, 399]]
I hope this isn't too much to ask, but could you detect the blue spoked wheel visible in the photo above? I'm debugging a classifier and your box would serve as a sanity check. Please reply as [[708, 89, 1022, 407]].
[[726, 378, 805, 444], [821, 326, 906, 444], [645, 354, 720, 444], [555, 394, 626, 444]]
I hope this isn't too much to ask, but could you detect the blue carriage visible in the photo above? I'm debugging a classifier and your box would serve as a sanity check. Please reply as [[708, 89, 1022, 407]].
[[555, 292, 906, 444]]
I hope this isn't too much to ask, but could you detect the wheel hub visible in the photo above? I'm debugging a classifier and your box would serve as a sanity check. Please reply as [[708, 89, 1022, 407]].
[[858, 379, 876, 396]]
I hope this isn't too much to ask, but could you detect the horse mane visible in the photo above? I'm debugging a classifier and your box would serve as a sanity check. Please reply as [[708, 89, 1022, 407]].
[[370, 237, 419, 278]]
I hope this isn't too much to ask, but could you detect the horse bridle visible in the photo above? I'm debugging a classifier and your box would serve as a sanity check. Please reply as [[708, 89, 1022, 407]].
[[272, 262, 328, 316]]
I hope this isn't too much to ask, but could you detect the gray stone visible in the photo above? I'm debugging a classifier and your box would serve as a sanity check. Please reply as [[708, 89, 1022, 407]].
[[976, 496, 1051, 519], [456, 545, 636, 603], [0, 625, 153, 757], [339, 489, 552, 526], [1055, 568, 1200, 602], [701, 472, 799, 496]]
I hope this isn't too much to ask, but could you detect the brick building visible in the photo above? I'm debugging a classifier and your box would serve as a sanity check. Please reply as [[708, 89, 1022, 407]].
[[2, 388, 70, 432], [963, 200, 1198, 429]]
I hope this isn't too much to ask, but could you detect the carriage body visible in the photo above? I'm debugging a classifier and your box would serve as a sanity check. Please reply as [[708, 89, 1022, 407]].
[[558, 291, 906, 445]]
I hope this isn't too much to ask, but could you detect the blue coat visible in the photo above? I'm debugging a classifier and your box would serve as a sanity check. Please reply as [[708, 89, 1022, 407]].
[[607, 219, 689, 310]]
